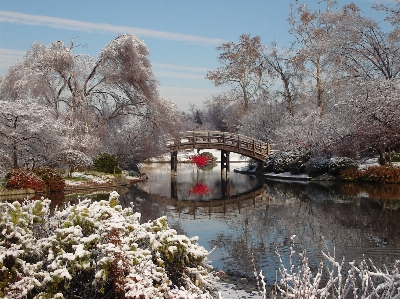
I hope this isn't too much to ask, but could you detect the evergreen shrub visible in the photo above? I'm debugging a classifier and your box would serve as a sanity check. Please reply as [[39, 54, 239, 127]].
[[305, 157, 357, 178], [5, 169, 45, 192], [93, 153, 121, 174], [328, 157, 358, 175], [305, 157, 331, 177], [263, 150, 311, 174], [33, 167, 65, 192]]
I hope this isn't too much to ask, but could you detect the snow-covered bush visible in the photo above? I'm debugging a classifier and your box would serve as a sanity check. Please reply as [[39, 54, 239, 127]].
[[263, 150, 310, 174], [304, 157, 331, 178], [0, 192, 217, 298], [305, 157, 357, 178], [271, 236, 400, 299], [52, 149, 92, 177], [328, 157, 357, 176]]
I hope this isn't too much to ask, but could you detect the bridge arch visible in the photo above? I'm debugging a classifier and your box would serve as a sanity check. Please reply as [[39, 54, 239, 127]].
[[166, 131, 271, 160], [166, 131, 271, 174]]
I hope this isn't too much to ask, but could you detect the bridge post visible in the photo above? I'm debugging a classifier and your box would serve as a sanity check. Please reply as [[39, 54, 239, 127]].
[[221, 175, 231, 199], [170, 174, 177, 199], [171, 151, 178, 175], [221, 150, 230, 178]]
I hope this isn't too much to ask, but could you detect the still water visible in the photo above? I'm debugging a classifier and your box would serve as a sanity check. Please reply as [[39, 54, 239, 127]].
[[118, 162, 400, 290]]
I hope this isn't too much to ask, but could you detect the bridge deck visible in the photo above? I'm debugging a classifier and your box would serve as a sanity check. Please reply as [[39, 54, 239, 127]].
[[166, 131, 270, 161]]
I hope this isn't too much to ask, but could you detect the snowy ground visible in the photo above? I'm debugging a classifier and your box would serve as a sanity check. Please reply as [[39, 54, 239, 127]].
[[218, 282, 263, 299], [64, 171, 140, 188], [358, 157, 400, 169]]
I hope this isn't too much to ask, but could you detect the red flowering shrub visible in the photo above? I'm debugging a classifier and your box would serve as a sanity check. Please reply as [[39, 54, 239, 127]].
[[5, 169, 45, 192], [190, 155, 210, 168], [33, 167, 65, 192], [189, 182, 211, 195], [190, 152, 217, 170]]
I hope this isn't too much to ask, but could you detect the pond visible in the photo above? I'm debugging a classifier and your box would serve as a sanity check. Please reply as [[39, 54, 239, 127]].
[[3, 161, 399, 295], [118, 162, 400, 294]]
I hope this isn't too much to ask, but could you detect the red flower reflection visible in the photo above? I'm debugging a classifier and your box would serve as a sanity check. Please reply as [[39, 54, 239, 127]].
[[189, 182, 211, 195]]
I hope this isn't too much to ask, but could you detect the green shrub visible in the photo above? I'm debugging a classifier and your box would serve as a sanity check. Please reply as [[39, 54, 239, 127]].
[[290, 151, 311, 175], [93, 153, 121, 174], [390, 152, 400, 163], [198, 151, 217, 170], [33, 167, 65, 192], [5, 169, 45, 192]]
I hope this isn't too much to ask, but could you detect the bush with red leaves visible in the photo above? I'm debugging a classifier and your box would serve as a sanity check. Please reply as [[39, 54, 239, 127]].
[[5, 169, 45, 192], [33, 167, 65, 192], [340, 166, 400, 184]]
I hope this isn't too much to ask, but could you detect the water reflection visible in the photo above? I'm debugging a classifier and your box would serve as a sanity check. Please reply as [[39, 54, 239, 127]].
[[119, 164, 400, 290], [138, 162, 263, 201]]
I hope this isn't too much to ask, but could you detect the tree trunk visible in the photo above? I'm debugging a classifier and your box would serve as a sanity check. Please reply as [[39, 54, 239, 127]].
[[243, 87, 249, 114], [13, 142, 18, 169], [379, 148, 387, 166], [316, 57, 324, 117], [282, 75, 293, 116]]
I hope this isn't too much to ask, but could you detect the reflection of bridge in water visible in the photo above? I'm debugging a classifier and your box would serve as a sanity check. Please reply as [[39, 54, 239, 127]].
[[172, 186, 266, 218], [141, 176, 267, 218]]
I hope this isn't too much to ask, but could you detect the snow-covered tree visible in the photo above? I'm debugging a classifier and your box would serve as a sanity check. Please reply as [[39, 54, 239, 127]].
[[201, 94, 243, 133], [52, 149, 92, 176], [0, 34, 182, 164], [0, 100, 64, 169], [327, 4, 400, 83], [287, 0, 338, 117], [206, 34, 267, 113], [262, 42, 301, 116], [373, 0, 400, 27]]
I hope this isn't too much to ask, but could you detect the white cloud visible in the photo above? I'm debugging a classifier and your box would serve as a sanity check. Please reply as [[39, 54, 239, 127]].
[[0, 11, 226, 46], [154, 70, 205, 80], [0, 47, 25, 71], [152, 63, 210, 80]]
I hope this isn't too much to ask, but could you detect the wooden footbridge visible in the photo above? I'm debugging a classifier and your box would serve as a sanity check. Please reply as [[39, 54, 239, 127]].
[[166, 131, 271, 174], [166, 131, 270, 160]]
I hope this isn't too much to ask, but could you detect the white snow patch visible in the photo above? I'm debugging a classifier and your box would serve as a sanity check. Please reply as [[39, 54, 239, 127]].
[[265, 171, 311, 179]]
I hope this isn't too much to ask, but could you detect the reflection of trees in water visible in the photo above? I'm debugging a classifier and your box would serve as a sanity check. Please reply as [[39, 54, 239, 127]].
[[119, 186, 167, 223], [115, 180, 400, 284], [209, 180, 400, 280]]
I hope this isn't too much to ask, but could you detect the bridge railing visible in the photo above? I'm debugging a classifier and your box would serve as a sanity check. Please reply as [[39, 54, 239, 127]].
[[166, 131, 270, 160]]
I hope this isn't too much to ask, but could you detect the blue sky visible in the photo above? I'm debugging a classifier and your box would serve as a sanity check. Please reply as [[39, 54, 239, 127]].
[[0, 0, 391, 111]]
